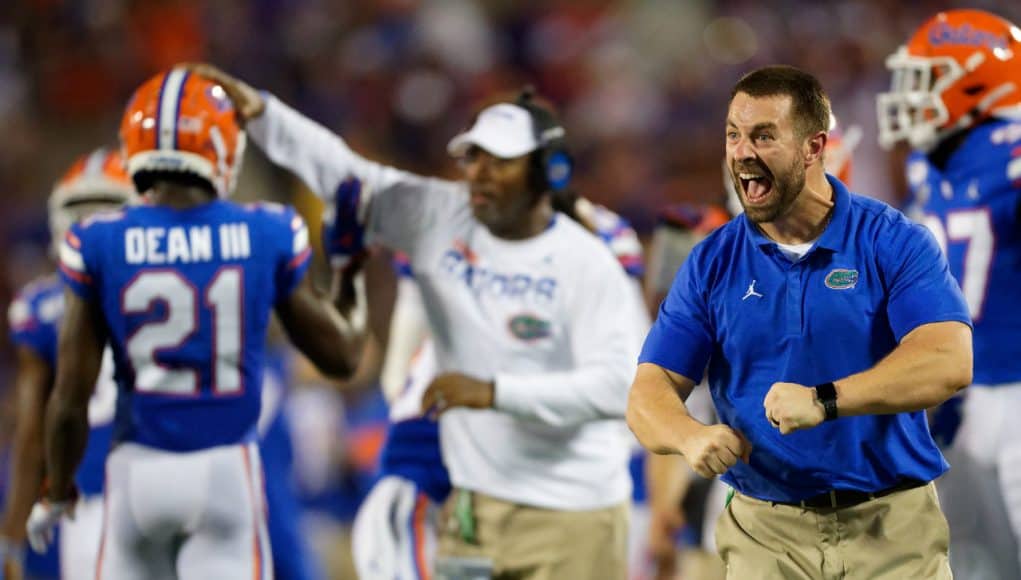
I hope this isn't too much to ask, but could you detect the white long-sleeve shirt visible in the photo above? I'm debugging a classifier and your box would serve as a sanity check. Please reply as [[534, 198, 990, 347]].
[[249, 95, 639, 509]]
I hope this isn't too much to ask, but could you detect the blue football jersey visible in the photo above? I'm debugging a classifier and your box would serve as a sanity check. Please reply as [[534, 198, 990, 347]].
[[59, 200, 311, 452], [590, 204, 645, 279], [8, 276, 62, 368], [7, 275, 116, 496], [905, 119, 1021, 385]]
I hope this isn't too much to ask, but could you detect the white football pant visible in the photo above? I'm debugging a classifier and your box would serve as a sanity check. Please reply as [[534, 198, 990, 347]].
[[95, 441, 273, 579]]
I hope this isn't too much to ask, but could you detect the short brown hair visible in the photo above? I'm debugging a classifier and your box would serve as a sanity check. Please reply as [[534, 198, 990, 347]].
[[730, 65, 831, 139]]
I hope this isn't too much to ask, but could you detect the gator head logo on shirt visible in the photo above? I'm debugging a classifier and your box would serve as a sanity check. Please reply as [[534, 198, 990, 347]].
[[508, 313, 552, 341], [825, 268, 859, 290]]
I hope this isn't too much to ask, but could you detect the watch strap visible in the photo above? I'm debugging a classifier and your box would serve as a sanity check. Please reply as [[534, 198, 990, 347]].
[[815, 382, 838, 421]]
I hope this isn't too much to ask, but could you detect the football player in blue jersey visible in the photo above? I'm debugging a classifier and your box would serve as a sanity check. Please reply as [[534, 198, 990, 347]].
[[879, 9, 1021, 580], [1, 148, 135, 580], [25, 68, 364, 579]]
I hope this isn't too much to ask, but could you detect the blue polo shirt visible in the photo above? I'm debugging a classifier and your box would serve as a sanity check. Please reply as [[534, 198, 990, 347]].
[[640, 175, 971, 502]]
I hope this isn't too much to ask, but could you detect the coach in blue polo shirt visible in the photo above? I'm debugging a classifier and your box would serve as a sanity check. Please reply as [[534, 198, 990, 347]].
[[627, 65, 972, 580]]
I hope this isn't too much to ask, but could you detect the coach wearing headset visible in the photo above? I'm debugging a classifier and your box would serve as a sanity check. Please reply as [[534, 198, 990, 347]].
[[191, 65, 641, 579]]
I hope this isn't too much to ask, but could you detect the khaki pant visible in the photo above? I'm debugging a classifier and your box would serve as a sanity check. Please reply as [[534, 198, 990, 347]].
[[437, 489, 628, 580], [715, 482, 951, 580]]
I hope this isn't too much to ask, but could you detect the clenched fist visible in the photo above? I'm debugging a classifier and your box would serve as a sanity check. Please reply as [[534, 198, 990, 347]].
[[678, 424, 751, 479], [763, 382, 826, 435]]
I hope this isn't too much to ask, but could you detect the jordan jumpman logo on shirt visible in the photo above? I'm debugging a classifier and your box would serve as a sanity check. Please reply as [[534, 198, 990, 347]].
[[743, 280, 763, 301]]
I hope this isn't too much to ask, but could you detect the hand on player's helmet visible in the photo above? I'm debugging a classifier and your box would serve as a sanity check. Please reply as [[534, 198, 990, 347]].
[[678, 424, 751, 479], [322, 177, 368, 271], [25, 499, 74, 554], [184, 63, 265, 123], [763, 382, 827, 435], [421, 373, 495, 418]]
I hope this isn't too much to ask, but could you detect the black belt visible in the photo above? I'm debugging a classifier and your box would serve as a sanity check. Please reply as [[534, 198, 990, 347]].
[[781, 479, 928, 510]]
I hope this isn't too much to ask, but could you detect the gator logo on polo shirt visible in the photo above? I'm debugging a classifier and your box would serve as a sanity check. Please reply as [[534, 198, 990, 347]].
[[508, 313, 552, 341], [825, 268, 859, 290]]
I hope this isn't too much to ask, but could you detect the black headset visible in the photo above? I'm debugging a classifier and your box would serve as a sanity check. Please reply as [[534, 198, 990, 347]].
[[514, 87, 574, 195]]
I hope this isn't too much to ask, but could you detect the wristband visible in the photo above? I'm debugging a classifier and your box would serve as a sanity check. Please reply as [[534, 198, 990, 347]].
[[815, 382, 838, 421]]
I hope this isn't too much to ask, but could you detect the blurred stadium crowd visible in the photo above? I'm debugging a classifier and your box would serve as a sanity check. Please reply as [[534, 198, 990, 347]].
[[0, 0, 1018, 577]]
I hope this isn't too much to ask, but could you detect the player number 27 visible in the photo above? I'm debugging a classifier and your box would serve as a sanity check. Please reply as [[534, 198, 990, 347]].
[[920, 208, 992, 320], [123, 268, 242, 395]]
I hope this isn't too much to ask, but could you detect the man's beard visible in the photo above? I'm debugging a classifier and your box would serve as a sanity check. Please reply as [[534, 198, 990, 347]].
[[733, 157, 805, 224]]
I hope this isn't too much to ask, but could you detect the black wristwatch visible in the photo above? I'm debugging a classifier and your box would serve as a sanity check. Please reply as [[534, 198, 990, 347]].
[[814, 382, 839, 421]]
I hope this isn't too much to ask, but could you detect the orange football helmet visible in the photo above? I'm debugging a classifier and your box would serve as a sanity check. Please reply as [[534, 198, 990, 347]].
[[120, 67, 246, 197], [825, 113, 861, 185], [49, 147, 135, 252], [878, 9, 1021, 151]]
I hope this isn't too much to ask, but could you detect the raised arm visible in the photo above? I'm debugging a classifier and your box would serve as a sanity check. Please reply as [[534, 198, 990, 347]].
[[190, 63, 465, 255], [190, 62, 430, 200], [275, 270, 366, 381]]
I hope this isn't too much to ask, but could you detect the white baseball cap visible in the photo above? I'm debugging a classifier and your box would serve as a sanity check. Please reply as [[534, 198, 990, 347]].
[[447, 103, 545, 159]]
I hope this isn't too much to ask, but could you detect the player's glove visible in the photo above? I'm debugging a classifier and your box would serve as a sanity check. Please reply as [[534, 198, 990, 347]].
[[26, 498, 74, 554], [322, 177, 367, 271]]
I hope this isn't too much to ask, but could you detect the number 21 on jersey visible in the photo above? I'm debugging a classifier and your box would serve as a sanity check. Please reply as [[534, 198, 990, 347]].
[[122, 268, 242, 395]]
